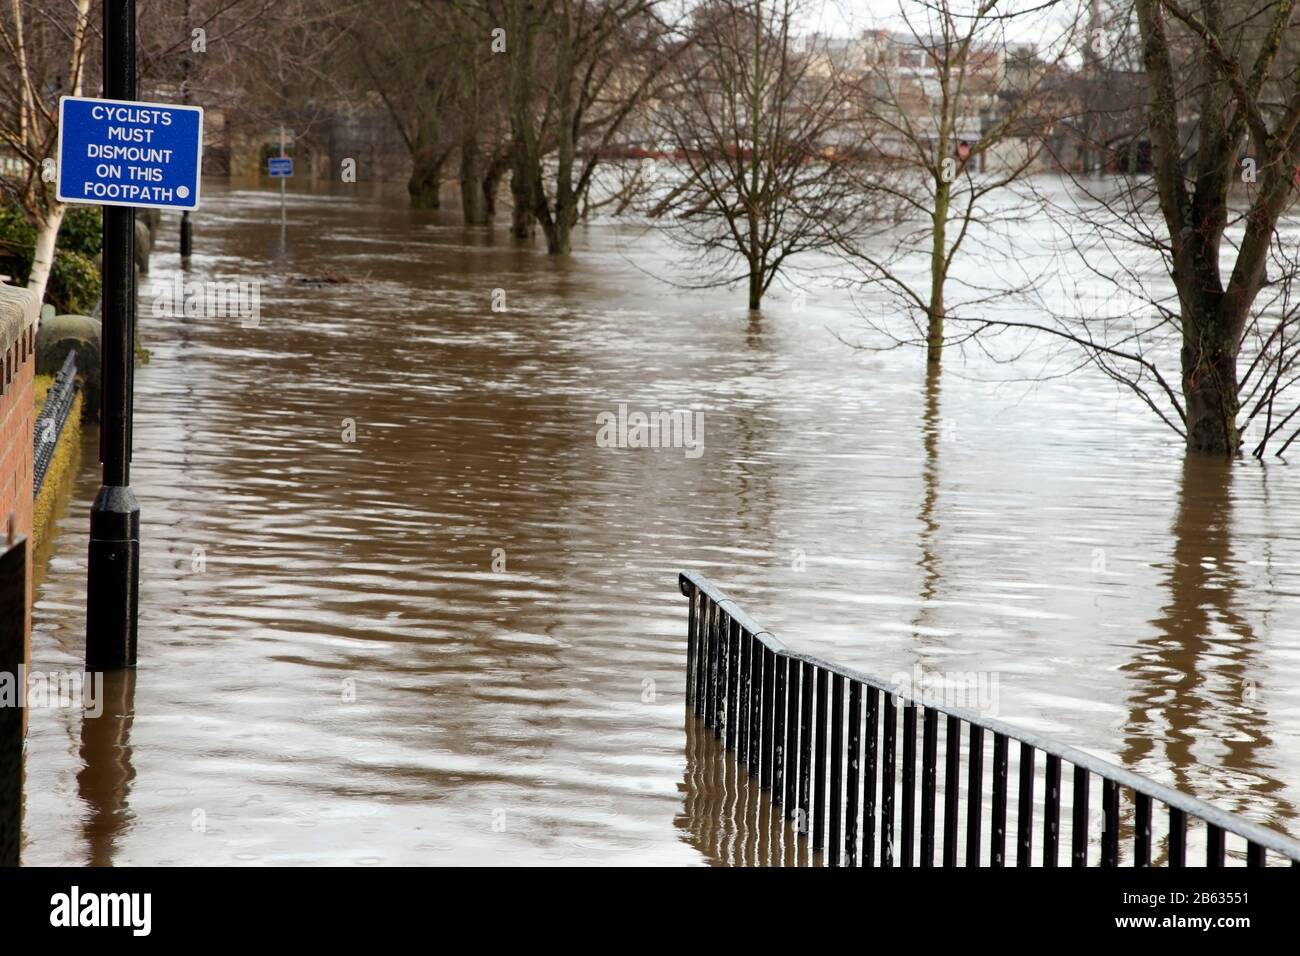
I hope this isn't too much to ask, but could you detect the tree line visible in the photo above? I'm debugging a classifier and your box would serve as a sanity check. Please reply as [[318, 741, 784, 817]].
[[4, 0, 1300, 458]]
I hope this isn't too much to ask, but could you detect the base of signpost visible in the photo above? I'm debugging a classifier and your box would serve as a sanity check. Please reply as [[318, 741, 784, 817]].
[[85, 485, 140, 670]]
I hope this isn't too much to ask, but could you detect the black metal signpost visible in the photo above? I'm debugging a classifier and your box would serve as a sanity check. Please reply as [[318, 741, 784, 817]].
[[180, 0, 194, 259], [86, 0, 140, 670]]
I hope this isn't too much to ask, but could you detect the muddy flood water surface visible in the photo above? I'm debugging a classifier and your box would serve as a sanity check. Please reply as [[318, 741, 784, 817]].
[[21, 182, 1300, 865]]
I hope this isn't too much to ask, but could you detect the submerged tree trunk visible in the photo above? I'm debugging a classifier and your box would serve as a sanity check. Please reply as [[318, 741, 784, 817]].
[[505, 0, 538, 241], [1179, 290, 1246, 455], [744, 190, 764, 310], [545, 29, 578, 257], [459, 137, 487, 224], [407, 147, 446, 209], [482, 161, 505, 221], [1131, 0, 1292, 457], [746, 228, 763, 310], [1182, 331, 1239, 454], [541, 222, 566, 254], [509, 163, 535, 239], [747, 268, 762, 311], [540, 204, 574, 255]]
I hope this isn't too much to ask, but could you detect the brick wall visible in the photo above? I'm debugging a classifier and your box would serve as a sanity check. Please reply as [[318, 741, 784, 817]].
[[0, 282, 37, 667]]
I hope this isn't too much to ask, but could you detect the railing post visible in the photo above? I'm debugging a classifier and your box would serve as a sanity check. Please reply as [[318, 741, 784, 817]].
[[863, 687, 879, 867], [737, 621, 751, 761], [1168, 806, 1185, 868], [1043, 753, 1060, 867], [828, 673, 844, 866], [813, 667, 828, 855], [761, 646, 776, 790], [1134, 792, 1151, 867], [748, 635, 762, 772], [1017, 743, 1035, 867], [1072, 767, 1089, 867], [846, 681, 861, 866], [783, 660, 799, 814], [943, 714, 960, 867], [966, 724, 984, 867], [707, 607, 722, 734], [991, 732, 1008, 866], [920, 707, 937, 867], [772, 656, 787, 805], [725, 619, 740, 751], [1207, 825, 1225, 867], [686, 588, 700, 716], [798, 661, 813, 836], [1102, 780, 1120, 867], [880, 691, 895, 866], [901, 703, 916, 867]]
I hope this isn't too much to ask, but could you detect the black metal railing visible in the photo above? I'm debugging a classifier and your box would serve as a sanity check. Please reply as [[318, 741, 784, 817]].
[[680, 570, 1300, 867], [33, 350, 78, 495]]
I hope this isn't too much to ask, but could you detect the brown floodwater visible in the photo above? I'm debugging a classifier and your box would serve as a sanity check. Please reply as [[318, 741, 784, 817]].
[[20, 180, 1300, 865]]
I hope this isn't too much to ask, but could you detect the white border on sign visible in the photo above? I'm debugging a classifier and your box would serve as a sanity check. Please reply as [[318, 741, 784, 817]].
[[55, 95, 205, 212]]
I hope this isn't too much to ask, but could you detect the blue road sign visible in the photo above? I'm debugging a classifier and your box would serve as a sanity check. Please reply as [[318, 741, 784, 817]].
[[56, 96, 203, 211], [268, 157, 294, 178]]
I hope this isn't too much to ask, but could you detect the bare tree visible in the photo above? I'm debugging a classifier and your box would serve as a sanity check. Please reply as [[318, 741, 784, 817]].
[[0, 0, 92, 307], [1133, 0, 1300, 454], [496, 0, 683, 253], [442, 0, 512, 223], [648, 0, 874, 309], [218, 1, 379, 192], [135, 0, 277, 92], [956, 1, 1300, 457], [841, 0, 1080, 365], [361, 1, 456, 207]]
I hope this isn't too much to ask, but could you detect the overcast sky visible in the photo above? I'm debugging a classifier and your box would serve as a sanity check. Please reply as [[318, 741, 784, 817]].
[[801, 0, 1080, 43]]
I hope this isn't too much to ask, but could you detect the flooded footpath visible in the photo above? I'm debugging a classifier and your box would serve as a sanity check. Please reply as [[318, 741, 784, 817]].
[[21, 182, 1300, 864]]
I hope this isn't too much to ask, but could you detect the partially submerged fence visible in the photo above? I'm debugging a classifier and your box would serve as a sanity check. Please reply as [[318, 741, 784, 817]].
[[679, 570, 1300, 867], [32, 351, 78, 495]]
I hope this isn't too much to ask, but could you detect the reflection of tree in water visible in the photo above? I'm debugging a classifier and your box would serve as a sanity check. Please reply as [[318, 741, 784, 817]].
[[77, 670, 136, 866], [673, 314, 795, 866], [900, 361, 945, 676], [732, 311, 778, 560], [915, 363, 943, 617], [676, 363, 946, 867], [1121, 459, 1295, 855]]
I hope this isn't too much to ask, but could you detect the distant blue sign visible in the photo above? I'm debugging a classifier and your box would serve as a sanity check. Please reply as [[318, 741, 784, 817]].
[[56, 96, 203, 211], [268, 157, 294, 178]]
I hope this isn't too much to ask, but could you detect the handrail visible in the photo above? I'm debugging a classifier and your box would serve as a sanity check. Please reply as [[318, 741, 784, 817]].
[[33, 350, 79, 495], [679, 569, 1300, 866]]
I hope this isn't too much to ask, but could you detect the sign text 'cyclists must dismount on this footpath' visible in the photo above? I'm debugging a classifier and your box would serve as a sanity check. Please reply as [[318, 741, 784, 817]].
[[56, 96, 204, 211]]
